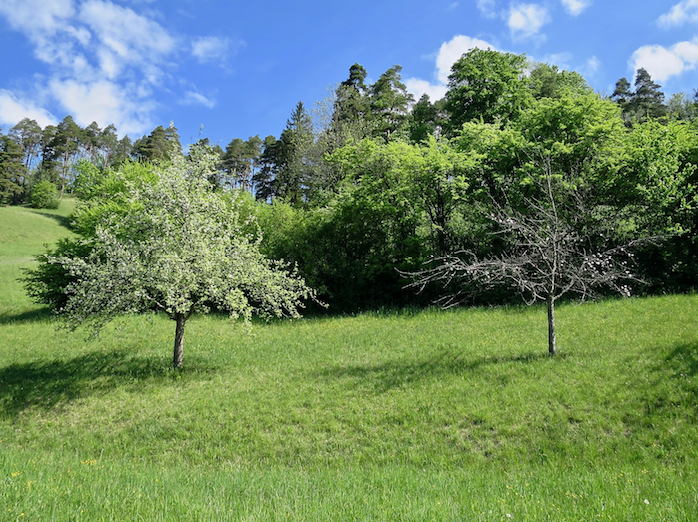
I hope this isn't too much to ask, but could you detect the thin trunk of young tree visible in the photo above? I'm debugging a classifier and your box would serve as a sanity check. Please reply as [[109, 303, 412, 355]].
[[546, 295, 556, 356], [173, 313, 186, 369]]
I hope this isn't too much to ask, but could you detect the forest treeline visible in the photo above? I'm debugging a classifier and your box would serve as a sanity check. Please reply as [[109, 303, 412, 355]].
[[10, 49, 698, 311]]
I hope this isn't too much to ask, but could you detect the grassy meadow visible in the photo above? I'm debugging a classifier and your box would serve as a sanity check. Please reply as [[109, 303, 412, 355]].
[[1, 202, 697, 520]]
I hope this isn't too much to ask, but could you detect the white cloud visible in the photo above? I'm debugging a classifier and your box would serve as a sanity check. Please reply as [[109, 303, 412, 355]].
[[49, 78, 154, 135], [631, 41, 698, 82], [537, 52, 573, 70], [0, 0, 76, 36], [0, 0, 193, 134], [560, 0, 591, 16], [179, 91, 216, 109], [582, 55, 601, 77], [675, 40, 698, 63], [476, 0, 497, 17], [0, 90, 56, 128], [508, 4, 550, 40], [658, 0, 698, 27], [192, 37, 231, 64], [435, 35, 497, 84], [405, 35, 498, 101], [79, 0, 176, 79], [404, 79, 448, 102]]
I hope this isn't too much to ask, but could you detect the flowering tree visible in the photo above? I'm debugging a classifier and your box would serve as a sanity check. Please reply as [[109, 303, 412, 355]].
[[52, 149, 315, 368]]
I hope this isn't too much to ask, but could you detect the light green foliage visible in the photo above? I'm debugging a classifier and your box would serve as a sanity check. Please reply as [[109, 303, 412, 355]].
[[618, 120, 698, 234], [666, 92, 698, 122], [51, 149, 315, 367], [22, 161, 159, 311], [330, 137, 473, 256], [514, 92, 626, 193], [445, 48, 531, 132], [29, 180, 60, 209], [454, 121, 525, 198], [515, 93, 623, 163], [70, 160, 158, 236], [452, 93, 626, 215], [527, 63, 591, 100]]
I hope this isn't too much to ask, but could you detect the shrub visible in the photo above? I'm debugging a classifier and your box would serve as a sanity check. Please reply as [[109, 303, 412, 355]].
[[30, 180, 60, 209]]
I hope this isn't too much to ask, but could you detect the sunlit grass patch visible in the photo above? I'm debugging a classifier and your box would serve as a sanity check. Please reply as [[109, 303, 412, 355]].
[[1, 197, 697, 520]]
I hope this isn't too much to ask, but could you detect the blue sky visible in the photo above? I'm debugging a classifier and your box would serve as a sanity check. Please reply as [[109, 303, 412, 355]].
[[0, 0, 696, 147]]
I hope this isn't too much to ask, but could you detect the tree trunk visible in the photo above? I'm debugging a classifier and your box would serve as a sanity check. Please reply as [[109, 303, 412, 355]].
[[546, 295, 556, 356], [173, 313, 186, 369]]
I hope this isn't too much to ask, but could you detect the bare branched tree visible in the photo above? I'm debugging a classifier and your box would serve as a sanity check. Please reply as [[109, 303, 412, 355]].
[[404, 155, 651, 356]]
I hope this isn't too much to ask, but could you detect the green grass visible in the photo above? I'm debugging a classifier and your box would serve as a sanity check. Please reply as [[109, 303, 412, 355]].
[[1, 201, 697, 520]]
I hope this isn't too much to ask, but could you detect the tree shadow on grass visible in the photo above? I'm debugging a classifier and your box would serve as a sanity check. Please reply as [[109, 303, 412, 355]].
[[0, 307, 55, 325], [317, 350, 553, 393], [28, 210, 73, 230], [0, 349, 216, 419], [664, 342, 698, 378]]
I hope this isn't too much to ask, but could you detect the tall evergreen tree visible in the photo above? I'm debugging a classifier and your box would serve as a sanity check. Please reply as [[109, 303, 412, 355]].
[[9, 118, 42, 172], [253, 135, 281, 202], [40, 116, 81, 197], [133, 122, 182, 164], [367, 65, 414, 142], [409, 94, 445, 143], [335, 63, 370, 125], [611, 69, 666, 125], [253, 103, 315, 205], [275, 101, 315, 205], [630, 68, 667, 121], [0, 133, 27, 204], [222, 135, 263, 192]]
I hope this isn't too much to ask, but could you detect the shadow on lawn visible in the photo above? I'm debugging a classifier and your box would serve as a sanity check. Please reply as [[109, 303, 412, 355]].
[[319, 350, 552, 393], [28, 209, 73, 230], [0, 349, 214, 419], [0, 307, 54, 325], [664, 342, 698, 378]]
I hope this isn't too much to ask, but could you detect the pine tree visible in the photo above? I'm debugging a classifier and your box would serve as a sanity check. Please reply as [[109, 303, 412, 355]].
[[0, 133, 27, 204], [630, 68, 667, 121], [368, 65, 414, 142], [611, 69, 667, 125], [409, 94, 444, 143], [223, 136, 263, 192]]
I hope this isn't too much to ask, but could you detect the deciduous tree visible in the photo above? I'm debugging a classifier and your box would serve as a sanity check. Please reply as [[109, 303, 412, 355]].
[[444, 48, 531, 133], [405, 156, 645, 356], [44, 148, 316, 368]]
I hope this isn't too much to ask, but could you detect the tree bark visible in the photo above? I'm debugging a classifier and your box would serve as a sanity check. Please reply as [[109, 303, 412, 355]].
[[546, 295, 556, 356], [173, 313, 186, 369]]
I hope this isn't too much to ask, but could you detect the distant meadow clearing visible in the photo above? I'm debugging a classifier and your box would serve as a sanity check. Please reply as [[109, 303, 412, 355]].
[[1, 203, 697, 521]]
